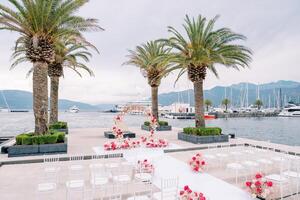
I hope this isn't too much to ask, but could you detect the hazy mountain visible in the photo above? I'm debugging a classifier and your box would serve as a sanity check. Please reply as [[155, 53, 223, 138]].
[[1, 80, 299, 110], [0, 90, 97, 110], [156, 80, 300, 107]]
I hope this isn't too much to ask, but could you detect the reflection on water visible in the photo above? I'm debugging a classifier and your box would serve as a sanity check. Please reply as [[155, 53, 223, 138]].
[[0, 112, 299, 146]]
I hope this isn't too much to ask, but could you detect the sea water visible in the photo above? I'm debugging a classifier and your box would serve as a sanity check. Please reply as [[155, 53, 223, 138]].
[[0, 112, 299, 146]]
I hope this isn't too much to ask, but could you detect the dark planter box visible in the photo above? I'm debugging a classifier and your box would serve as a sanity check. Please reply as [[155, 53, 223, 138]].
[[178, 132, 229, 144], [8, 140, 68, 157], [50, 128, 68, 134], [104, 131, 136, 139], [141, 125, 172, 131]]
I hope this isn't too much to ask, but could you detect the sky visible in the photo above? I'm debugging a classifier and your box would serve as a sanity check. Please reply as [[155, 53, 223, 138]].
[[0, 0, 299, 104]]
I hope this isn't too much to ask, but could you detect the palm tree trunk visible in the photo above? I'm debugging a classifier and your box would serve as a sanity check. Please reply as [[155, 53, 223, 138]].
[[194, 80, 205, 128], [151, 86, 159, 121], [50, 76, 59, 124], [33, 62, 48, 134]]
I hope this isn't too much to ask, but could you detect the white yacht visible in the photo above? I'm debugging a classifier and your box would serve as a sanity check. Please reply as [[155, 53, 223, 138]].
[[69, 105, 80, 113], [278, 104, 300, 117]]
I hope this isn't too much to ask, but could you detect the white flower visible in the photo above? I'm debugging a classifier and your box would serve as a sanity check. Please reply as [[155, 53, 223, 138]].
[[251, 194, 257, 198]]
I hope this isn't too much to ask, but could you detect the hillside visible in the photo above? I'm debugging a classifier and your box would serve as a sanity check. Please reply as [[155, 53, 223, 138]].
[[0, 90, 97, 110]]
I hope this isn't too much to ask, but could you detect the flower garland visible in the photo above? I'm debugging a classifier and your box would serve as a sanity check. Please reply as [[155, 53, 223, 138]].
[[179, 185, 206, 200], [145, 138, 168, 148], [112, 114, 124, 140], [104, 138, 140, 151], [141, 112, 169, 148], [137, 159, 154, 173], [245, 173, 273, 199], [189, 153, 206, 172], [104, 114, 141, 151]]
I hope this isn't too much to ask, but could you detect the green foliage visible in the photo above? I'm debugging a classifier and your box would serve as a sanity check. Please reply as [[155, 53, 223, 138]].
[[254, 99, 263, 109], [0, 0, 103, 69], [49, 121, 68, 129], [222, 98, 230, 106], [183, 127, 222, 136], [144, 121, 169, 126], [158, 121, 169, 126], [161, 14, 252, 83], [15, 131, 65, 145], [124, 40, 173, 87]]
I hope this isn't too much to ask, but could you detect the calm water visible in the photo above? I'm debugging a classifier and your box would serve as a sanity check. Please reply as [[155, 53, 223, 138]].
[[0, 112, 299, 146]]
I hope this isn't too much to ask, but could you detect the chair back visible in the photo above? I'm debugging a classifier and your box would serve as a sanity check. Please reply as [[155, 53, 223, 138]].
[[70, 155, 84, 162], [92, 154, 105, 160], [160, 177, 178, 199], [107, 184, 122, 200], [132, 181, 153, 199], [44, 155, 59, 163]]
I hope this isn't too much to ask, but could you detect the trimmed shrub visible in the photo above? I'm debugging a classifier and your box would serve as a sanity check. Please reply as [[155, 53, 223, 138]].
[[144, 121, 169, 126], [183, 127, 222, 136], [49, 121, 68, 129], [56, 132, 65, 143], [144, 121, 151, 126], [15, 131, 65, 145], [158, 121, 169, 126]]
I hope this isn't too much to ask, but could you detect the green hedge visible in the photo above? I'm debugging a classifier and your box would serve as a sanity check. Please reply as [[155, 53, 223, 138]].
[[144, 121, 169, 126], [49, 121, 68, 129], [16, 131, 65, 145], [183, 127, 222, 136]]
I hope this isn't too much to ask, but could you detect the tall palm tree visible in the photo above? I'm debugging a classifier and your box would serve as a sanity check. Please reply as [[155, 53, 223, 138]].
[[222, 98, 230, 112], [0, 0, 102, 134], [124, 41, 173, 120], [162, 15, 252, 127], [204, 99, 212, 112], [48, 40, 96, 124]]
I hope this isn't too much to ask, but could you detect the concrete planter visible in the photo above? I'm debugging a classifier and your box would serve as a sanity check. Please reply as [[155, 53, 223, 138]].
[[178, 132, 229, 144], [50, 128, 68, 134], [141, 125, 172, 131], [104, 131, 136, 139], [8, 140, 68, 157]]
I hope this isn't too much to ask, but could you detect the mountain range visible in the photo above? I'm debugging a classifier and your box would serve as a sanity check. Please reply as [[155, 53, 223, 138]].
[[0, 80, 299, 110], [0, 90, 97, 110], [157, 80, 300, 107]]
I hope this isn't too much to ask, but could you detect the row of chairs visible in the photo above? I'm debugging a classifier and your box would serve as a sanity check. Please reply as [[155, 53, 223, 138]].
[[202, 146, 300, 199], [37, 154, 179, 200]]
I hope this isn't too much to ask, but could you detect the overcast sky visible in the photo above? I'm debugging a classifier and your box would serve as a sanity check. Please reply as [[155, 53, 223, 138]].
[[0, 0, 299, 104]]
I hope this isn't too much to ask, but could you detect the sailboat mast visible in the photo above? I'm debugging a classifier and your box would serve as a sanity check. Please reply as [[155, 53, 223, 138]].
[[1, 90, 10, 111]]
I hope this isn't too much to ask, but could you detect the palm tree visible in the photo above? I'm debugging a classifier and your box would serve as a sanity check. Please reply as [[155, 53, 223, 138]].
[[204, 99, 212, 112], [48, 40, 96, 124], [162, 15, 252, 127], [124, 41, 173, 120], [254, 99, 263, 110], [222, 98, 230, 112], [0, 0, 102, 134]]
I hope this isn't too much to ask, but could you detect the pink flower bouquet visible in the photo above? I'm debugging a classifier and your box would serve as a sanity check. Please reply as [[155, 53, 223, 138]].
[[245, 173, 273, 199], [179, 185, 206, 200], [189, 153, 206, 172], [137, 159, 154, 173]]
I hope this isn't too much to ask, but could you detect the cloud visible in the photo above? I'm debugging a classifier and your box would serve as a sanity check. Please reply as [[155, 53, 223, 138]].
[[0, 0, 299, 104]]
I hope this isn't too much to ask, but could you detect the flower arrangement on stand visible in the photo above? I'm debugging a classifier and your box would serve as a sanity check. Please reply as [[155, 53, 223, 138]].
[[141, 112, 169, 148], [179, 185, 207, 200], [137, 159, 154, 173], [189, 153, 206, 172], [104, 114, 140, 151], [245, 173, 273, 199]]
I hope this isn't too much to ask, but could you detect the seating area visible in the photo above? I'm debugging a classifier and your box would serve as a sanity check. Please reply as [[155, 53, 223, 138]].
[[171, 145, 300, 199], [37, 154, 164, 200], [1, 127, 299, 200]]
